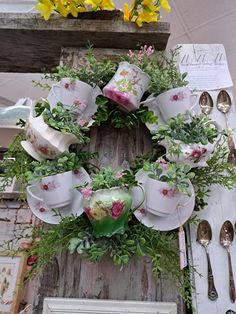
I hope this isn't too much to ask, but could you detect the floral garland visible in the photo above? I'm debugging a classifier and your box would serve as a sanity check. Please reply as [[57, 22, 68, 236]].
[[1, 46, 236, 309], [36, 0, 171, 27]]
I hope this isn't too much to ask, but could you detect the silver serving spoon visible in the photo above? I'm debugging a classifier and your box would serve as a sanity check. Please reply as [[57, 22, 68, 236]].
[[197, 220, 218, 301], [199, 91, 213, 116], [216, 90, 236, 164], [220, 220, 236, 303]]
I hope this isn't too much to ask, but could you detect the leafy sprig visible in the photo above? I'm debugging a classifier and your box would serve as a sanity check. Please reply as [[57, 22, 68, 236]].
[[35, 100, 90, 144], [86, 167, 137, 191], [192, 138, 236, 210], [0, 132, 34, 194], [94, 95, 157, 129], [153, 112, 219, 145], [143, 159, 195, 196], [2, 215, 192, 307]]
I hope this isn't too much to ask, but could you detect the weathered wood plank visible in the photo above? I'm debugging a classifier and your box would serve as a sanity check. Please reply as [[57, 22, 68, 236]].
[[0, 12, 170, 72]]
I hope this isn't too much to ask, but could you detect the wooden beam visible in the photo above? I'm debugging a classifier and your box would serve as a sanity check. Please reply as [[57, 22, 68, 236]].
[[0, 12, 170, 73]]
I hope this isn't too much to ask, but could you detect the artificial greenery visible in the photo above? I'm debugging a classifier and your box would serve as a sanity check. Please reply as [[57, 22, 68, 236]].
[[41, 47, 117, 89], [143, 159, 195, 196], [35, 100, 90, 144], [79, 166, 137, 191], [94, 95, 157, 129], [192, 138, 236, 210], [147, 46, 188, 95], [25, 152, 83, 182], [153, 112, 220, 156], [1, 214, 192, 308], [0, 132, 34, 194]]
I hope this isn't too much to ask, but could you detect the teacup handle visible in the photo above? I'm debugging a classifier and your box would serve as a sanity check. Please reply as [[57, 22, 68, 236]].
[[131, 184, 145, 213], [189, 94, 200, 114], [139, 95, 156, 106], [177, 192, 193, 209], [27, 185, 43, 202]]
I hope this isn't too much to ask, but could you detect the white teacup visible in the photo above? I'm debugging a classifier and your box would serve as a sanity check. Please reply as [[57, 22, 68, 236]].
[[103, 61, 150, 112], [145, 177, 182, 217], [47, 78, 101, 119], [27, 171, 73, 208], [156, 87, 198, 122]]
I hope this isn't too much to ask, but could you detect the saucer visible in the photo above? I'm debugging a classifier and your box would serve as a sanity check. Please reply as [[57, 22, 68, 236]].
[[27, 167, 91, 224], [131, 169, 195, 231]]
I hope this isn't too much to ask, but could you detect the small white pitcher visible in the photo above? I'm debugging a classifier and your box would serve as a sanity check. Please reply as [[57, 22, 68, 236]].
[[47, 78, 101, 119], [145, 177, 182, 217], [103, 61, 150, 112], [27, 171, 73, 208], [156, 87, 198, 122]]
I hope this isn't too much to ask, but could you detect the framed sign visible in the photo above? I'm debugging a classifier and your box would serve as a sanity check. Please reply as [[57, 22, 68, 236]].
[[43, 298, 177, 314], [0, 253, 26, 314]]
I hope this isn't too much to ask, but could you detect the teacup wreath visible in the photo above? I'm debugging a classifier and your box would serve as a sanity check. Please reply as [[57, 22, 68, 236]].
[[1, 46, 235, 309]]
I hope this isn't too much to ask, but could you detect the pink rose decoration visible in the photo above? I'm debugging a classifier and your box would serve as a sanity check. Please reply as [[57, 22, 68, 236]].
[[170, 91, 185, 102], [191, 148, 207, 159], [111, 200, 124, 219], [140, 207, 146, 215], [156, 158, 168, 171], [115, 171, 124, 179], [160, 188, 177, 197], [77, 117, 86, 127], [81, 187, 92, 200]]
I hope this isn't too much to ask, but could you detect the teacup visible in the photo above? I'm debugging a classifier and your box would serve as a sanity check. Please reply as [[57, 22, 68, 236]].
[[156, 87, 198, 122], [27, 171, 73, 208], [103, 61, 150, 112], [47, 78, 101, 120], [21, 101, 79, 161], [145, 177, 181, 217]]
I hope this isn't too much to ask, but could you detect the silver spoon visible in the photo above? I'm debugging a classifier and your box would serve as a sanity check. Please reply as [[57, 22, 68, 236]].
[[220, 220, 236, 303], [216, 90, 236, 164], [197, 220, 218, 301], [199, 91, 213, 116]]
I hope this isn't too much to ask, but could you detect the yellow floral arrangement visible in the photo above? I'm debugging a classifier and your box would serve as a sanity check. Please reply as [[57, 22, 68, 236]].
[[36, 0, 170, 27]]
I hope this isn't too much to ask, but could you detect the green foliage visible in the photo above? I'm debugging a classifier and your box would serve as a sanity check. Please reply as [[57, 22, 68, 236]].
[[42, 48, 117, 88], [0, 132, 34, 193], [2, 215, 192, 307], [147, 47, 188, 95], [153, 112, 219, 147], [192, 138, 236, 210], [25, 152, 83, 182], [94, 95, 158, 129], [85, 167, 137, 191], [35, 101, 90, 144], [143, 159, 195, 196]]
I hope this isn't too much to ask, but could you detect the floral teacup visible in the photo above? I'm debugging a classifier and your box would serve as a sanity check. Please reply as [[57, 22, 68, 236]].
[[156, 87, 199, 122], [27, 171, 73, 209], [103, 61, 150, 112], [47, 78, 101, 121]]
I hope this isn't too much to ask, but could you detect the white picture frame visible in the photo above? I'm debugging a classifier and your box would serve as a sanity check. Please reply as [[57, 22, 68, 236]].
[[42, 298, 177, 314]]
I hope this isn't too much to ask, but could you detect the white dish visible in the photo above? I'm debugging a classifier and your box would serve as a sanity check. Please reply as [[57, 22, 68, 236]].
[[27, 167, 90, 224], [131, 169, 195, 231]]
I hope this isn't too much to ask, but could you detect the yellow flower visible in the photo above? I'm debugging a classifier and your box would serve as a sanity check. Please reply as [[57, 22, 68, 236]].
[[123, 3, 130, 21], [68, 1, 78, 17], [160, 0, 171, 12], [36, 0, 55, 20], [55, 0, 68, 17], [136, 9, 158, 27], [100, 0, 115, 11]]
